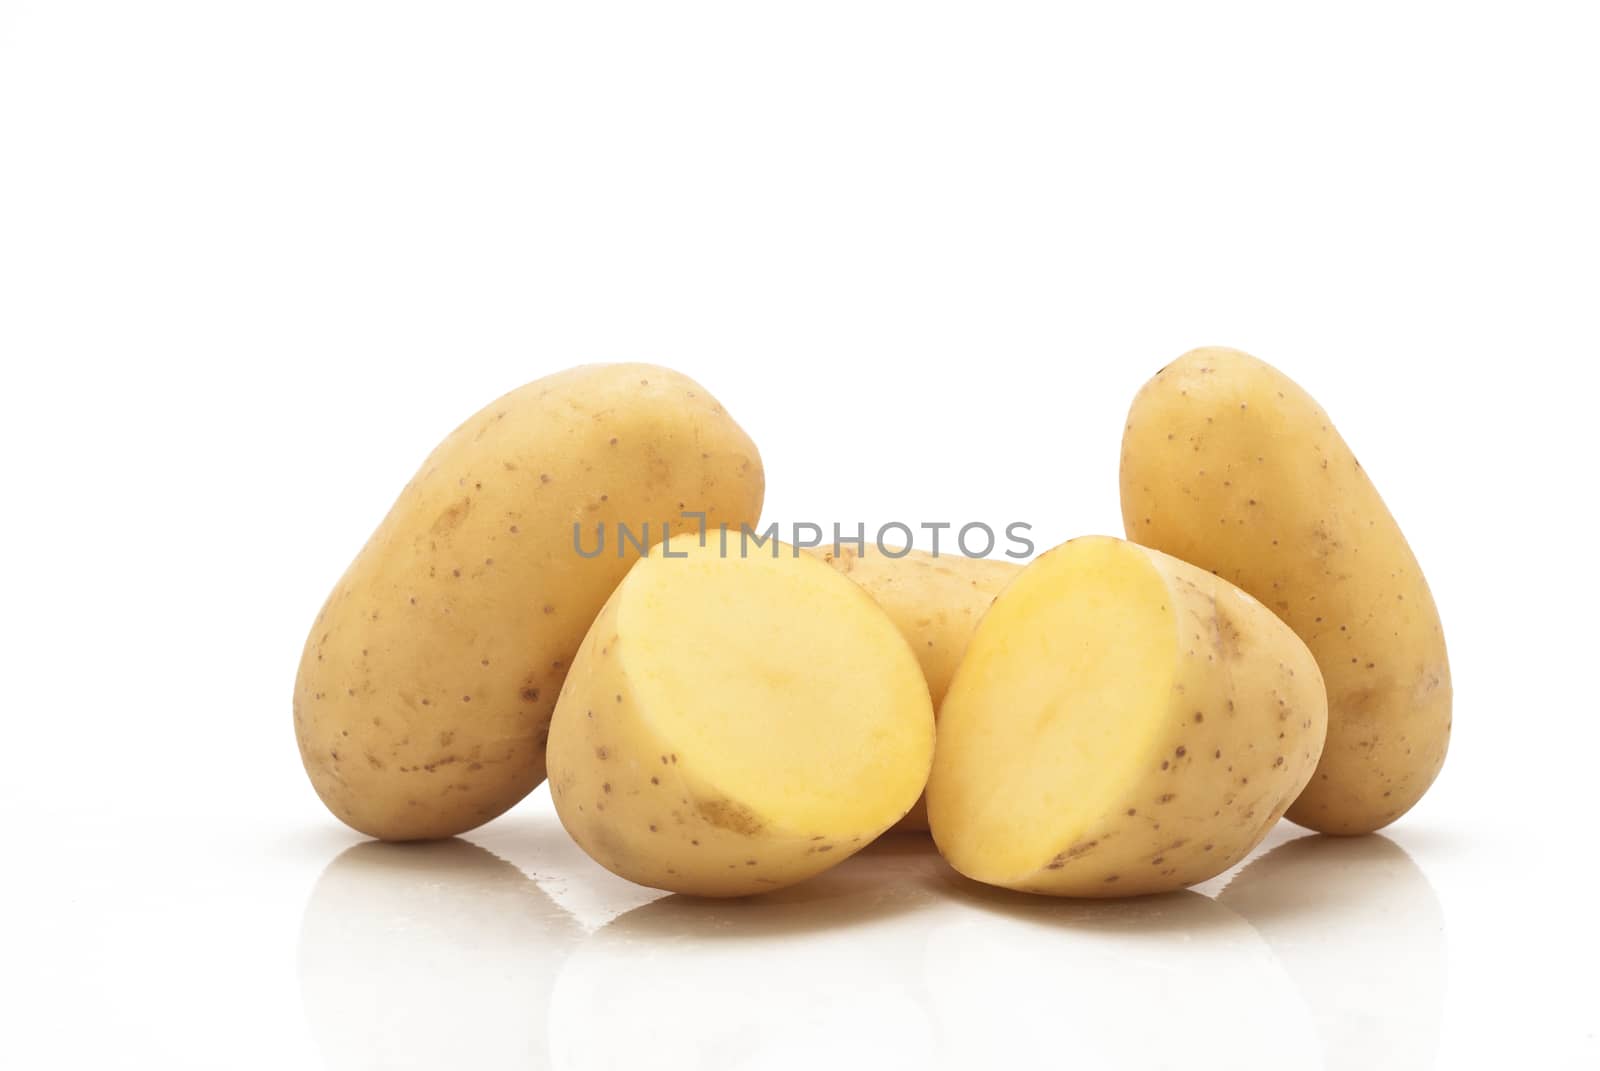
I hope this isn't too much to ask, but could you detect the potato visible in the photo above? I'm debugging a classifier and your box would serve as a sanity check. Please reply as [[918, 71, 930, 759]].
[[926, 536, 1326, 897], [294, 364, 764, 841], [546, 540, 935, 896], [816, 544, 1021, 830], [1120, 347, 1451, 834]]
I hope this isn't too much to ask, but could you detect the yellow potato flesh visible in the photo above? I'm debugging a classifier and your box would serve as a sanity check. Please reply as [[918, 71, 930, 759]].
[[294, 363, 764, 841], [1120, 347, 1450, 834], [816, 545, 1021, 830], [547, 541, 935, 896], [927, 536, 1327, 897]]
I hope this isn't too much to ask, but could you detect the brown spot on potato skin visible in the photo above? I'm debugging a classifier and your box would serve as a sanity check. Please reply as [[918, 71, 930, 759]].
[[430, 498, 472, 534], [1211, 601, 1245, 661], [694, 796, 764, 835]]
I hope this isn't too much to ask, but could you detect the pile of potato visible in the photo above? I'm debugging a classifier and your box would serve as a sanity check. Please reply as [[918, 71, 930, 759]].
[[294, 349, 1450, 898]]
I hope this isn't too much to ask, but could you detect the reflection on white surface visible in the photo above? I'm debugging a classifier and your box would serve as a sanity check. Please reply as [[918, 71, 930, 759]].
[[923, 877, 1318, 1071], [1219, 834, 1446, 1071], [299, 839, 580, 1071], [298, 820, 1447, 1071], [549, 837, 944, 1071]]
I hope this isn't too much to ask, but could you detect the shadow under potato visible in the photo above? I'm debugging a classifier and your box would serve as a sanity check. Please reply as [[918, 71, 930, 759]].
[[605, 831, 949, 939], [935, 869, 1251, 938]]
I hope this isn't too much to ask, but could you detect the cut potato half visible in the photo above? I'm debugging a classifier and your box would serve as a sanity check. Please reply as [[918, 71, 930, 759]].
[[547, 539, 935, 896], [927, 536, 1326, 897]]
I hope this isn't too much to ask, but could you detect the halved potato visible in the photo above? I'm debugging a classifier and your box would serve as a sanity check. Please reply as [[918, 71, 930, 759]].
[[927, 536, 1326, 897], [547, 540, 935, 896]]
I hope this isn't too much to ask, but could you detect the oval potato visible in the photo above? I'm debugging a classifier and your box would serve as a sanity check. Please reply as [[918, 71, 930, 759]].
[[294, 364, 764, 840], [1120, 347, 1450, 834]]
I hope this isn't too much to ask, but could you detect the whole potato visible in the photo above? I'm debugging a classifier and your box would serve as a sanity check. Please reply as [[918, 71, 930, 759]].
[[1120, 347, 1450, 834], [294, 364, 764, 841], [816, 544, 1021, 830], [926, 535, 1327, 897]]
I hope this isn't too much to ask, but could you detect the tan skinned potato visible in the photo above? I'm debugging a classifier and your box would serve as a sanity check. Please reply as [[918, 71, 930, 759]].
[[1120, 347, 1451, 834], [547, 540, 935, 897], [926, 536, 1327, 897], [814, 544, 1021, 830], [294, 364, 764, 841]]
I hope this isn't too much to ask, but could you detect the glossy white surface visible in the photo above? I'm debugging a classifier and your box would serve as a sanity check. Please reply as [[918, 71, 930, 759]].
[[10, 786, 1596, 1069], [3, 2, 1598, 1067]]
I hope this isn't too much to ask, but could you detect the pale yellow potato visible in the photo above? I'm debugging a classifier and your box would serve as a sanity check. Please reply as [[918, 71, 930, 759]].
[[927, 536, 1327, 897], [294, 364, 764, 841], [816, 544, 1021, 830], [547, 540, 935, 896], [1120, 347, 1451, 834]]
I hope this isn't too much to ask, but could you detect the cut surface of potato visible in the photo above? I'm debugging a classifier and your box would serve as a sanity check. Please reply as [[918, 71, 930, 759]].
[[927, 536, 1326, 897], [547, 541, 934, 896], [816, 544, 1022, 831]]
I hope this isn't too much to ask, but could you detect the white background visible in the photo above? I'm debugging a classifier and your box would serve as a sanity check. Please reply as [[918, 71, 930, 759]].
[[3, 2, 1597, 1067]]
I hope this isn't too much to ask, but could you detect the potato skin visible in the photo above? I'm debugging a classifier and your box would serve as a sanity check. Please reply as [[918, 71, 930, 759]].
[[294, 364, 763, 841], [1120, 347, 1450, 834], [816, 545, 1020, 831]]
